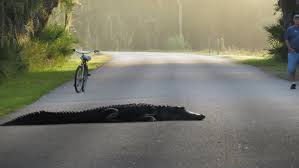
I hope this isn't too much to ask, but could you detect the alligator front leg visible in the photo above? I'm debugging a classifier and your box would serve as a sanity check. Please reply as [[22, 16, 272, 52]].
[[137, 114, 157, 122]]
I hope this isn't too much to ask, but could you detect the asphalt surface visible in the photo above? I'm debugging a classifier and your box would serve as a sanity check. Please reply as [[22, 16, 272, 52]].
[[1, 52, 299, 168]]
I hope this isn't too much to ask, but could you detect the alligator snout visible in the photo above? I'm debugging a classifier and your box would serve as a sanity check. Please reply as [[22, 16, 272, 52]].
[[186, 110, 206, 120]]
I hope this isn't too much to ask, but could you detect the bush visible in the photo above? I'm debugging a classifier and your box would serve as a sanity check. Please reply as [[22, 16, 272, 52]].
[[165, 35, 192, 51], [0, 24, 78, 79], [264, 18, 287, 62], [0, 45, 26, 80], [37, 24, 66, 42], [264, 4, 288, 62], [21, 24, 77, 71]]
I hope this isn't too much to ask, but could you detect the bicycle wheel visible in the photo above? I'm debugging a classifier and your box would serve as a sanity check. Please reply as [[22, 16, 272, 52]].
[[74, 65, 84, 93], [81, 64, 89, 92]]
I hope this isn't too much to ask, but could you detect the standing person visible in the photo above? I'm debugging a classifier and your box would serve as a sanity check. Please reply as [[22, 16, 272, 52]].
[[285, 14, 299, 89]]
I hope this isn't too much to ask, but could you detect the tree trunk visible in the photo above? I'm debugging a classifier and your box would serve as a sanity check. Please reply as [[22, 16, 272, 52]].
[[279, 0, 299, 28], [176, 0, 183, 39], [64, 12, 72, 31], [0, 1, 4, 48]]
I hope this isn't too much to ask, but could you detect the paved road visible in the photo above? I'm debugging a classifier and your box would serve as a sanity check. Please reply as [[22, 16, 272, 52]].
[[1, 52, 299, 168]]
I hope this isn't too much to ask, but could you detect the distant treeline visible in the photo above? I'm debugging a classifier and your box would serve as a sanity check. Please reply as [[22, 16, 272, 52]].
[[73, 0, 276, 51]]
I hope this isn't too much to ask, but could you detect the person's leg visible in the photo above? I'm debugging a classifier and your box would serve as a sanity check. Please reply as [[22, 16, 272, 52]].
[[288, 53, 297, 89], [290, 72, 296, 82]]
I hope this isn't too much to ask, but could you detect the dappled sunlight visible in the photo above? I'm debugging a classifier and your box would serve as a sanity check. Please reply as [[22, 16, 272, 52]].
[[31, 55, 111, 72], [104, 52, 230, 67]]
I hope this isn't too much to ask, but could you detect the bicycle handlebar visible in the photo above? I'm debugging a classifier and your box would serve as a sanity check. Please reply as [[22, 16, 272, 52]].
[[72, 49, 100, 55]]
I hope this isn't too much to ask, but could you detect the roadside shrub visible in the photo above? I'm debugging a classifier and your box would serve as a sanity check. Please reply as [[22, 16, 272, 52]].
[[0, 45, 25, 80], [37, 24, 66, 42], [264, 4, 287, 62], [21, 24, 77, 71], [0, 24, 77, 79], [264, 18, 287, 62]]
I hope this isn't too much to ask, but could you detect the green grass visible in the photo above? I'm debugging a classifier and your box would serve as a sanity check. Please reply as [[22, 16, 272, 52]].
[[194, 49, 293, 80], [238, 57, 288, 80], [0, 55, 111, 117]]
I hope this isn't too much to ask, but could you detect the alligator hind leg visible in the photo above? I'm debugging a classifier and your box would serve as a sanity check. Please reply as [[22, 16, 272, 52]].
[[104, 108, 119, 121]]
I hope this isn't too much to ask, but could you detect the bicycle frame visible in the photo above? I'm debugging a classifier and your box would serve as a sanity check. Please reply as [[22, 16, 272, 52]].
[[73, 49, 99, 93]]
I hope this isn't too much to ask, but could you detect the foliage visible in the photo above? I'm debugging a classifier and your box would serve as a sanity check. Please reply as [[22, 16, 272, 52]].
[[60, 0, 79, 13], [59, 0, 80, 30], [0, 0, 62, 81], [264, 5, 287, 62], [21, 24, 78, 71], [0, 45, 25, 80], [0, 24, 77, 81]]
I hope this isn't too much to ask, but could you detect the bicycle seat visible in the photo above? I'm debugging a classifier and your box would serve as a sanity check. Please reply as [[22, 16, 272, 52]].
[[82, 55, 91, 61]]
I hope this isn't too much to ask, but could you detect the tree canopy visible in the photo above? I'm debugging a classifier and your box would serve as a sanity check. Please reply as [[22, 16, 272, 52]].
[[279, 0, 299, 27]]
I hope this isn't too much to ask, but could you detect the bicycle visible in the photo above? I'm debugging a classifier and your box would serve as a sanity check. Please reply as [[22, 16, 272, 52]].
[[73, 49, 99, 93]]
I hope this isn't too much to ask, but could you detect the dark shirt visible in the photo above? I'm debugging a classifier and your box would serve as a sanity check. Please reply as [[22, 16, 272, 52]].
[[285, 25, 299, 50]]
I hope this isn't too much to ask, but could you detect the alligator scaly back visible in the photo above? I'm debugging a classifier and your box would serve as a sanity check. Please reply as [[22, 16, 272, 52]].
[[1, 104, 205, 126]]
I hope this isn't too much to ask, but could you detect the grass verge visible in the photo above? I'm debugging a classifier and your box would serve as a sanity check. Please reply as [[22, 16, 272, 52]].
[[194, 50, 292, 80], [0, 55, 111, 117]]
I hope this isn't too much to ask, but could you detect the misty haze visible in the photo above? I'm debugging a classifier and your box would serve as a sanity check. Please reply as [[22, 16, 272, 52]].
[[64, 0, 277, 51]]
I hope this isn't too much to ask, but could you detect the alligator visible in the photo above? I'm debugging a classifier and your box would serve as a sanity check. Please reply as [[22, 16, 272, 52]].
[[1, 104, 205, 126]]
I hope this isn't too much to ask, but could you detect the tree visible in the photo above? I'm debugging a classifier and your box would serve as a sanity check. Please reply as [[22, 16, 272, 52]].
[[60, 0, 80, 31], [176, 0, 183, 39], [279, 0, 299, 28], [264, 0, 299, 61]]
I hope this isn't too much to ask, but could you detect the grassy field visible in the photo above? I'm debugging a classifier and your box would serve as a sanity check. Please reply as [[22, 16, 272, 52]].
[[0, 55, 111, 117], [194, 50, 292, 80]]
